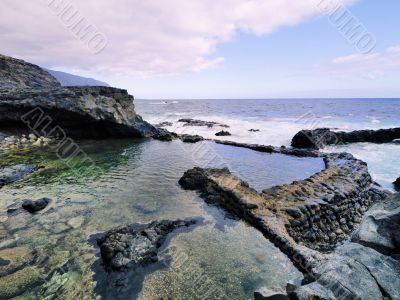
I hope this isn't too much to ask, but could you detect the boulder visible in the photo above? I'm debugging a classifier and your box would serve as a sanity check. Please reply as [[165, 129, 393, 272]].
[[215, 130, 231, 136], [394, 177, 400, 191], [22, 198, 51, 213], [291, 127, 400, 149], [97, 219, 197, 272], [352, 193, 400, 255], [180, 134, 204, 143], [0, 164, 38, 188]]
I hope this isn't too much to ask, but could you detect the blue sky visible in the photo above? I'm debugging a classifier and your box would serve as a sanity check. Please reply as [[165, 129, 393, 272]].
[[2, 0, 400, 99]]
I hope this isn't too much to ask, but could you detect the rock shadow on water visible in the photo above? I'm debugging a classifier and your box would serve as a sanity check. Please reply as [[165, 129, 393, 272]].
[[89, 217, 204, 300]]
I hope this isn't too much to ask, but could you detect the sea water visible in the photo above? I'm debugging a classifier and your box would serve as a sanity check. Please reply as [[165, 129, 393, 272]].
[[137, 98, 400, 189]]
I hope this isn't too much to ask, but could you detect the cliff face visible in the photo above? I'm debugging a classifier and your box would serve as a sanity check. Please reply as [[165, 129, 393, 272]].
[[0, 54, 60, 89], [0, 54, 171, 139]]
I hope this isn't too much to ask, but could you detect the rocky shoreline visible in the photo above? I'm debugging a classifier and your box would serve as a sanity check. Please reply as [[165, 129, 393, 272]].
[[291, 127, 400, 149], [1, 53, 399, 299], [179, 164, 399, 299]]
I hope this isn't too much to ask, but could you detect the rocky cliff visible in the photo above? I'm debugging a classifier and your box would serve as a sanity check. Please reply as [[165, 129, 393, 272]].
[[0, 54, 172, 139], [0, 54, 60, 89]]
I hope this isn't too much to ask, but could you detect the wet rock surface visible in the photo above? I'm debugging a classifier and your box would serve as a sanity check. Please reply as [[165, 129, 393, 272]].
[[0, 164, 38, 188], [178, 118, 230, 128], [22, 198, 51, 213], [179, 134, 204, 143], [96, 219, 198, 272], [215, 130, 231, 136], [291, 127, 400, 149], [214, 140, 320, 158]]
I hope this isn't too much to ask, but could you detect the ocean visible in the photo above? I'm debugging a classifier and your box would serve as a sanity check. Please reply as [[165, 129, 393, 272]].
[[137, 98, 400, 190]]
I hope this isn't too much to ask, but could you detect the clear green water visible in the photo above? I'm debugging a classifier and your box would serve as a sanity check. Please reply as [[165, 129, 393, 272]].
[[0, 139, 324, 299]]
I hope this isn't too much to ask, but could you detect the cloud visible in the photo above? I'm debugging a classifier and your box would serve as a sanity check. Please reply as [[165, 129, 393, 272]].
[[0, 0, 354, 77], [324, 45, 400, 80]]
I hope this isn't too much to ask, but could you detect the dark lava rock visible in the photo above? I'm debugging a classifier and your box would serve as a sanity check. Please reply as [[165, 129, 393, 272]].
[[0, 54, 167, 139], [249, 129, 260, 132], [180, 134, 204, 143], [178, 118, 229, 128], [22, 198, 51, 213], [394, 177, 400, 191], [215, 130, 231, 136], [0, 54, 60, 89], [97, 219, 197, 272], [154, 121, 173, 128], [0, 164, 38, 188], [291, 127, 400, 149], [152, 128, 178, 141]]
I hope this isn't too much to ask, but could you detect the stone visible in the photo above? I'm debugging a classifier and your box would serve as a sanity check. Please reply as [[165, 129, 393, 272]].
[[178, 118, 229, 128], [394, 177, 400, 191], [180, 134, 204, 143], [22, 198, 51, 213], [215, 130, 231, 136], [96, 219, 197, 272], [0, 267, 43, 299], [249, 129, 260, 132], [292, 282, 336, 300], [67, 216, 85, 229], [254, 287, 288, 300], [154, 121, 173, 128], [352, 193, 400, 255], [0, 164, 38, 188], [291, 127, 400, 149], [337, 243, 400, 300]]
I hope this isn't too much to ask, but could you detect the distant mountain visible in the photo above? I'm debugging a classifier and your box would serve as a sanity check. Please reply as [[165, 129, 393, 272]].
[[45, 69, 110, 87]]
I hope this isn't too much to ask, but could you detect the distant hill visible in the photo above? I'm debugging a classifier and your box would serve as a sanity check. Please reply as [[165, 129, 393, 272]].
[[45, 69, 110, 87]]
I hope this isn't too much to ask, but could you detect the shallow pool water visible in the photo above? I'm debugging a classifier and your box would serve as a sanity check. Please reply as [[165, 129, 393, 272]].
[[0, 139, 324, 299]]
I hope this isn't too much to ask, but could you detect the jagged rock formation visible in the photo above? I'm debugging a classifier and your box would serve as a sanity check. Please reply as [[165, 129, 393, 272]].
[[352, 193, 400, 256], [291, 127, 400, 149], [96, 219, 197, 272], [0, 54, 60, 89], [215, 130, 231, 136], [0, 54, 173, 140]]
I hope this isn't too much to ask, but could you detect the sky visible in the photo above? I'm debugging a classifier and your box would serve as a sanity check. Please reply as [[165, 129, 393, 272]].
[[1, 0, 400, 99]]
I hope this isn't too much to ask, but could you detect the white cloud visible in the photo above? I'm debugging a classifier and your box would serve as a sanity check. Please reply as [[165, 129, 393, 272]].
[[326, 45, 400, 80], [0, 0, 354, 77], [332, 53, 379, 64]]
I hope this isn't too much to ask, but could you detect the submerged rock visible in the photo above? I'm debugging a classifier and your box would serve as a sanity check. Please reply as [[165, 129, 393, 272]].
[[154, 121, 173, 128], [0, 164, 38, 188], [180, 134, 204, 143], [215, 130, 231, 136], [97, 219, 197, 272], [291, 127, 400, 149], [178, 118, 229, 128], [22, 198, 51, 213], [254, 287, 288, 300]]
